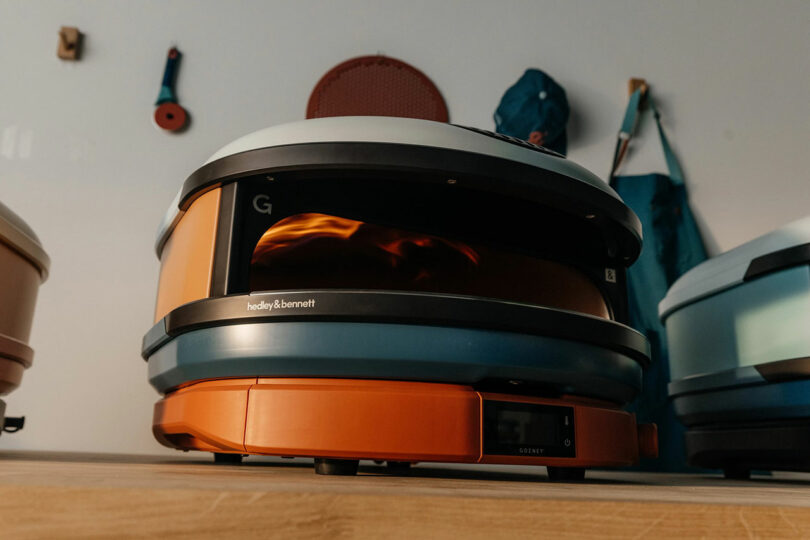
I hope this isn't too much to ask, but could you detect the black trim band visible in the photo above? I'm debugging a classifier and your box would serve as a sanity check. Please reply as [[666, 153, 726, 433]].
[[209, 183, 237, 297], [177, 143, 642, 261], [145, 290, 650, 366], [744, 242, 810, 281]]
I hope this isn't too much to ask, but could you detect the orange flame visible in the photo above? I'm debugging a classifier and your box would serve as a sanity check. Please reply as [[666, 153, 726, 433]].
[[252, 213, 479, 269], [377, 237, 480, 266], [251, 213, 363, 257]]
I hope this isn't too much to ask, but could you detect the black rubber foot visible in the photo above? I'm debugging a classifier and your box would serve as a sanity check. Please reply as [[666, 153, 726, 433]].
[[723, 467, 751, 480], [385, 461, 412, 475], [213, 453, 243, 464], [314, 458, 359, 476], [547, 467, 586, 482], [2, 416, 25, 433]]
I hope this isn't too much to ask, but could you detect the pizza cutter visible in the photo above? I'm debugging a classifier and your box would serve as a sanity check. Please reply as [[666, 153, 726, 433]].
[[154, 47, 188, 131]]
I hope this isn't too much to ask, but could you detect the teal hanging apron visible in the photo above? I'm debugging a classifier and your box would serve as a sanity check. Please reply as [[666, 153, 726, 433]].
[[609, 88, 707, 471]]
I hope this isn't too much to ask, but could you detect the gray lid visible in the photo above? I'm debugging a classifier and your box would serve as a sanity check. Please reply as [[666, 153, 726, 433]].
[[156, 116, 623, 255], [659, 215, 810, 320], [203, 117, 616, 198], [0, 200, 50, 281]]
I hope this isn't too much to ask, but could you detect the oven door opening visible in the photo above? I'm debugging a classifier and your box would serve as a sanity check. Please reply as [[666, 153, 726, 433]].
[[249, 212, 610, 319]]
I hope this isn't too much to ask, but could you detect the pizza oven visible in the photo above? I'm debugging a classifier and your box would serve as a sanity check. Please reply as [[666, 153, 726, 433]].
[[142, 117, 655, 479]]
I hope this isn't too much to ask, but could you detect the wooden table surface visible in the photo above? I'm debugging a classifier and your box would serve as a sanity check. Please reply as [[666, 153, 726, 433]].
[[1, 451, 809, 539]]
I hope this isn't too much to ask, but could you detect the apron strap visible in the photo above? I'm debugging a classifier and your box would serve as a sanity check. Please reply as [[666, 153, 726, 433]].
[[609, 86, 684, 186], [648, 96, 684, 185], [609, 88, 642, 185]]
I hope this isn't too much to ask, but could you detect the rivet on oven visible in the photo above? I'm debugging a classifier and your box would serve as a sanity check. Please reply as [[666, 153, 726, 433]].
[[585, 214, 596, 219], [446, 178, 458, 185], [266, 176, 275, 182]]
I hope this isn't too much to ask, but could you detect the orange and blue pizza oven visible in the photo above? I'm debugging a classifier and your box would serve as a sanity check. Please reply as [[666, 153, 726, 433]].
[[142, 117, 656, 479]]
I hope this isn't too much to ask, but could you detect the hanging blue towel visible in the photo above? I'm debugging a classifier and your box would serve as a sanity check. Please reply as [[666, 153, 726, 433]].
[[609, 88, 707, 471]]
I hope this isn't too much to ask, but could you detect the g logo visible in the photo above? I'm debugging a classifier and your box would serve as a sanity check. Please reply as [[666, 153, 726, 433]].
[[253, 194, 272, 215]]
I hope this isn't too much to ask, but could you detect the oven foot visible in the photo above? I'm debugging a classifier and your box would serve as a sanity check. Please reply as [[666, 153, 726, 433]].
[[314, 458, 359, 476], [546, 466, 586, 482], [213, 452, 244, 465]]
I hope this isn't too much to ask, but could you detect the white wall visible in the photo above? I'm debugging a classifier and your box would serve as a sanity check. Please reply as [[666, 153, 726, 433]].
[[1, 0, 808, 455]]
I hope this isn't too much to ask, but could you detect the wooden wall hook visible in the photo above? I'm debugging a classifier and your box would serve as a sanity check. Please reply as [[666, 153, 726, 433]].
[[57, 27, 82, 60], [628, 78, 648, 108]]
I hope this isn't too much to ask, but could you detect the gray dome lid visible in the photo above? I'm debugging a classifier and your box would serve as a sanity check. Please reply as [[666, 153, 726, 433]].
[[204, 116, 617, 197], [659, 215, 810, 320], [156, 116, 639, 257], [0, 200, 50, 280]]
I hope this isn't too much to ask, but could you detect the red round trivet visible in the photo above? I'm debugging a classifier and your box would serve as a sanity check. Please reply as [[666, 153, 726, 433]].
[[307, 55, 449, 122]]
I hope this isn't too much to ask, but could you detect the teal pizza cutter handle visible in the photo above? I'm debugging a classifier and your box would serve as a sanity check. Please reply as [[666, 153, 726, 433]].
[[156, 47, 181, 105]]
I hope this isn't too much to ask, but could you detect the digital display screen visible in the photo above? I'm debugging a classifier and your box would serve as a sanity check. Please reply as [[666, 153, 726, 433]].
[[496, 410, 561, 447], [483, 401, 575, 457]]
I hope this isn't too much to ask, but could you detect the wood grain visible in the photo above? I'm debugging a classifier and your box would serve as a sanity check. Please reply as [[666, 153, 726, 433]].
[[1, 451, 809, 539]]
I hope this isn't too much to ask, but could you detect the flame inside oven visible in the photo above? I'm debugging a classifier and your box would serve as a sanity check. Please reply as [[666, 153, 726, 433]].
[[250, 213, 609, 318]]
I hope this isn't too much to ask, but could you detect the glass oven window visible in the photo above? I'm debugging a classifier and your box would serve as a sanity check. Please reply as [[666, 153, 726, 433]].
[[250, 213, 610, 319]]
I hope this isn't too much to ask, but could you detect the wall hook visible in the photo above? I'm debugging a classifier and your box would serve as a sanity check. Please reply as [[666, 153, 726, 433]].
[[57, 26, 82, 60]]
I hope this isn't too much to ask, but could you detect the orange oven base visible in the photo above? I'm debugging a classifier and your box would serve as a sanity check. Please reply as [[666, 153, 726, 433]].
[[153, 378, 657, 480]]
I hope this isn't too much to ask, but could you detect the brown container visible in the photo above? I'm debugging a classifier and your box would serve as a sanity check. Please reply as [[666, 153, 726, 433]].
[[0, 201, 49, 396]]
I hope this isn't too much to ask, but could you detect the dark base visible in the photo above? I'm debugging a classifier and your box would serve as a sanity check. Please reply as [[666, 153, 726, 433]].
[[546, 467, 586, 482], [686, 419, 810, 474], [0, 400, 25, 436], [2, 416, 24, 433], [213, 452, 244, 464], [384, 461, 412, 475], [372, 460, 412, 474], [314, 458, 360, 476], [723, 467, 751, 480]]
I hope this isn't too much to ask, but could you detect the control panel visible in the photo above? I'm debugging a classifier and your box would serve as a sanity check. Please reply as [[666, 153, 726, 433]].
[[483, 400, 575, 458]]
